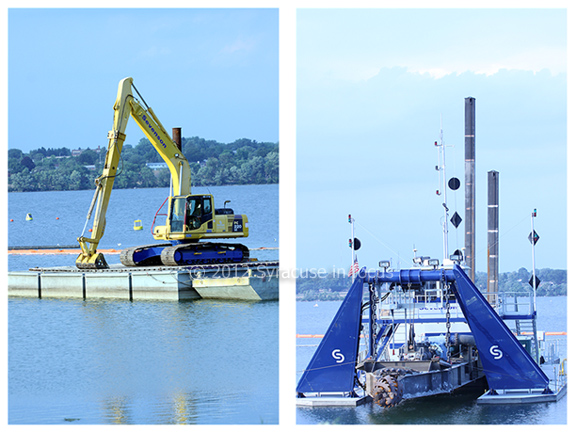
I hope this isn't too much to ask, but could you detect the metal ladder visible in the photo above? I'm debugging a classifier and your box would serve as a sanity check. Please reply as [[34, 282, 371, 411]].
[[514, 316, 539, 362]]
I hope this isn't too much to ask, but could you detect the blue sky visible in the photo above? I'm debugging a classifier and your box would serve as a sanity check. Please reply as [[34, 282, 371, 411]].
[[297, 8, 568, 273], [4, 6, 570, 275], [8, 8, 278, 152]]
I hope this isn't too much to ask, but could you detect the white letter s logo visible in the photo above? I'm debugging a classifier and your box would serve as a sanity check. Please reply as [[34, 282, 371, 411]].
[[490, 345, 503, 360], [332, 349, 345, 363]]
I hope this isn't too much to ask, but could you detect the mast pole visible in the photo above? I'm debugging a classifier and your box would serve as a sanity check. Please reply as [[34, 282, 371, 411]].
[[349, 214, 355, 274], [530, 208, 539, 362], [531, 209, 537, 314], [436, 121, 449, 262], [441, 127, 448, 261], [352, 215, 355, 266]]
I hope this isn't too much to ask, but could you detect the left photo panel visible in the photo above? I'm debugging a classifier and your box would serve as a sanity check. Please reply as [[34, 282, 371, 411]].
[[7, 8, 279, 425]]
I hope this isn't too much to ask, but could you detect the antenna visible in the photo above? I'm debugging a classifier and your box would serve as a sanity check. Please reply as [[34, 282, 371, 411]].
[[435, 118, 449, 261]]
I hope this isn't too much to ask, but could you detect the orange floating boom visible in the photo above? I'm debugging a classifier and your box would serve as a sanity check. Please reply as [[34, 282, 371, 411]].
[[8, 248, 121, 255]]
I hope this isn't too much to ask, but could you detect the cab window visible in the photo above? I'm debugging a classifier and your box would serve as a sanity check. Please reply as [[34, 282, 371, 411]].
[[169, 197, 186, 232], [187, 197, 202, 230], [203, 198, 212, 216]]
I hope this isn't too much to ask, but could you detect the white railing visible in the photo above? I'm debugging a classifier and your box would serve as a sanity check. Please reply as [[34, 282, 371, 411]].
[[378, 288, 465, 321], [496, 293, 534, 317]]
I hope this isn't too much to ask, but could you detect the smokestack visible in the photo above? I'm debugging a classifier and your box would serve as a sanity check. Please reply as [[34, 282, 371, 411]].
[[464, 97, 476, 282], [487, 170, 499, 306], [172, 127, 182, 151]]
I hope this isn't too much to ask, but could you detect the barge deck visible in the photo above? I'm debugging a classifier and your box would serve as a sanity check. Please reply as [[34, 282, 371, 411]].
[[8, 260, 279, 301]]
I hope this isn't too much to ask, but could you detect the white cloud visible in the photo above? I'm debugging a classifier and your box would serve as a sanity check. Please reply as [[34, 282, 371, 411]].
[[140, 45, 172, 59], [222, 37, 255, 54], [298, 9, 566, 82]]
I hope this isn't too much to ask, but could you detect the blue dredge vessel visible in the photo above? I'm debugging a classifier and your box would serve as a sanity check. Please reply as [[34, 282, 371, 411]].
[[296, 261, 566, 408], [296, 98, 566, 409]]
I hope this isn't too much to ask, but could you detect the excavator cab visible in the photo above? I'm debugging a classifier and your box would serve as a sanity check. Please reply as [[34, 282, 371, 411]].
[[169, 195, 213, 232], [155, 194, 249, 242]]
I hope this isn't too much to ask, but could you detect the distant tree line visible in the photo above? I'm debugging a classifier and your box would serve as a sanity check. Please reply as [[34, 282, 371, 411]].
[[296, 267, 567, 301], [473, 267, 567, 297], [8, 137, 279, 192], [297, 272, 351, 301]]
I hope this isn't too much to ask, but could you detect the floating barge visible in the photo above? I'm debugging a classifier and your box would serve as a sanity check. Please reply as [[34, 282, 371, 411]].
[[8, 260, 279, 301]]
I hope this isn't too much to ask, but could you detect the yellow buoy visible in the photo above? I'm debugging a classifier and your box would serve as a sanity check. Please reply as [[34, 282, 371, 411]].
[[26, 213, 33, 221], [133, 220, 143, 231]]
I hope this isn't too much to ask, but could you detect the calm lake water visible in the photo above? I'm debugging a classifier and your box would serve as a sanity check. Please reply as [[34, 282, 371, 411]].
[[296, 296, 567, 425], [8, 184, 279, 270], [8, 185, 279, 425]]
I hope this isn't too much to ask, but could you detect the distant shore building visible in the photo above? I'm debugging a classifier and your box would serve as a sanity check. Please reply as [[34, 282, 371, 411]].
[[71, 146, 101, 157], [146, 162, 168, 170]]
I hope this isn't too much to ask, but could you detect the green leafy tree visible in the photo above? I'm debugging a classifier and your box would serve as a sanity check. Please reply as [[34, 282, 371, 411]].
[[8, 149, 23, 160], [78, 149, 98, 165], [137, 166, 158, 188], [69, 170, 84, 190], [264, 152, 279, 183], [31, 151, 45, 162], [20, 156, 35, 171], [9, 169, 36, 191], [236, 145, 255, 161], [157, 169, 172, 188], [8, 158, 25, 175]]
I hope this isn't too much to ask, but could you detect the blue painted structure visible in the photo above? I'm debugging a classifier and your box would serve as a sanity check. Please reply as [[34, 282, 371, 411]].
[[297, 277, 364, 394], [121, 241, 247, 266]]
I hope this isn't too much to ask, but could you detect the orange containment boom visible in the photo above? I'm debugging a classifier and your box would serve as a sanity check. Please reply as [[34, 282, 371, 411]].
[[8, 246, 121, 255]]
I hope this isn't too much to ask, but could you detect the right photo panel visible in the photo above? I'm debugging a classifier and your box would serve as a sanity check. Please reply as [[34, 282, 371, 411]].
[[295, 8, 567, 425]]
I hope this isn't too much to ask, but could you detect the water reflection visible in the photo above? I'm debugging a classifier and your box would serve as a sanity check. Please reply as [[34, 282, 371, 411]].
[[170, 392, 197, 425], [102, 396, 132, 424], [297, 389, 568, 425], [99, 392, 201, 424], [9, 297, 278, 424]]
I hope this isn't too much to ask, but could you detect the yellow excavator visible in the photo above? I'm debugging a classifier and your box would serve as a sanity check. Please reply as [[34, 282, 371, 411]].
[[76, 77, 249, 269]]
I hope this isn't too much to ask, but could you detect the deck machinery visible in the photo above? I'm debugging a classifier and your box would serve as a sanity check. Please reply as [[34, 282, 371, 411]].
[[297, 264, 565, 407]]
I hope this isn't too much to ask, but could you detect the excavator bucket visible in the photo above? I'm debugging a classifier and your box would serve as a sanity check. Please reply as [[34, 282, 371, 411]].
[[75, 252, 109, 270]]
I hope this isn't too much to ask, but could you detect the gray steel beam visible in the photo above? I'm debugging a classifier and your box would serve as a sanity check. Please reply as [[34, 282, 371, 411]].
[[487, 170, 499, 305], [465, 97, 476, 281]]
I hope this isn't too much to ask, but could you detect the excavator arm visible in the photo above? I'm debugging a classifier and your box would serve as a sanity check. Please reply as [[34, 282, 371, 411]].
[[76, 77, 191, 269]]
